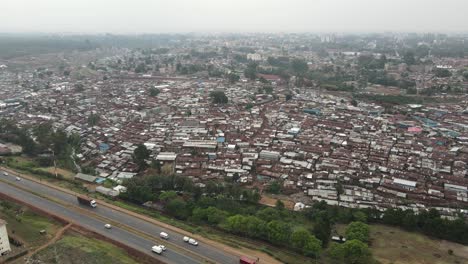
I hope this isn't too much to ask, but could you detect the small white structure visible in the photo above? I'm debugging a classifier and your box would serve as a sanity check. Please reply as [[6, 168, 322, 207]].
[[0, 219, 11, 256], [294, 202, 306, 211]]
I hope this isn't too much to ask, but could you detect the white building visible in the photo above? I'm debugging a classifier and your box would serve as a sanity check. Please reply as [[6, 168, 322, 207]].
[[259, 150, 281, 161], [393, 178, 417, 191], [0, 219, 11, 256], [247, 53, 262, 61]]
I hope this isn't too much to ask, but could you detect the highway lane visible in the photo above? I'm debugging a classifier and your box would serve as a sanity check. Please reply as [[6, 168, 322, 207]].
[[0, 178, 199, 264], [0, 170, 240, 264]]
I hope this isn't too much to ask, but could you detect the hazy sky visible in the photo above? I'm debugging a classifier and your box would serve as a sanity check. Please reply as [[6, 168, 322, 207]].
[[2, 0, 468, 33]]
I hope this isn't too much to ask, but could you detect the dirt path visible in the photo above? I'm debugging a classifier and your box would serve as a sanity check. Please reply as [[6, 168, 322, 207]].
[[1, 167, 282, 264], [24, 223, 72, 259]]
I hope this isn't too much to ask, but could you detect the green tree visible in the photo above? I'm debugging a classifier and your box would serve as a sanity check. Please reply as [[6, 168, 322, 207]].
[[266, 180, 282, 194], [303, 234, 322, 258], [121, 177, 154, 203], [345, 221, 370, 243], [275, 200, 285, 210], [135, 63, 147, 73], [74, 83, 84, 92], [165, 198, 189, 219], [291, 227, 312, 249], [244, 216, 267, 238], [159, 191, 177, 202], [244, 62, 259, 80], [463, 71, 468, 80], [209, 91, 228, 104], [192, 206, 228, 225], [434, 68, 452, 78], [266, 220, 291, 245], [133, 144, 150, 169], [330, 239, 373, 264], [225, 214, 246, 233], [290, 59, 308, 76], [51, 129, 69, 156], [403, 51, 416, 65], [263, 85, 273, 94], [353, 211, 368, 223], [87, 113, 100, 126], [228, 73, 240, 83], [150, 159, 162, 172], [149, 87, 160, 96], [313, 217, 331, 247], [256, 207, 281, 222]]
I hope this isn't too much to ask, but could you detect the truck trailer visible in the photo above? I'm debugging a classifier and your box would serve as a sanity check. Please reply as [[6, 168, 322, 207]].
[[77, 196, 97, 208]]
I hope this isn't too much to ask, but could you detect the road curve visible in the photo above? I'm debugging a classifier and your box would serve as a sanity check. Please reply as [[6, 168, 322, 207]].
[[0, 170, 240, 264]]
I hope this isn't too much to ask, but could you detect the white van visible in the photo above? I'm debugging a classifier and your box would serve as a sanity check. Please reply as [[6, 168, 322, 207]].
[[152, 245, 163, 254], [160, 232, 169, 239]]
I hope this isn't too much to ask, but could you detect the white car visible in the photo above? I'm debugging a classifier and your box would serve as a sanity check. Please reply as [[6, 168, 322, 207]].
[[183, 236, 189, 242], [159, 245, 166, 251], [104, 224, 112, 229], [3, 172, 8, 176], [160, 232, 169, 239], [188, 238, 198, 246], [15, 177, 21, 181], [152, 245, 163, 254]]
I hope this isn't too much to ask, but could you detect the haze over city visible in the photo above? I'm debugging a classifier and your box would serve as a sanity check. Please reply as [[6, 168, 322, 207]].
[[2, 0, 468, 33], [1, 1, 468, 264]]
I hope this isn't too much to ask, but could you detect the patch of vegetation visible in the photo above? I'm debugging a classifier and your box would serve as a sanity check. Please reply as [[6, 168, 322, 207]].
[[0, 119, 81, 172], [0, 200, 61, 246], [209, 91, 228, 104], [367, 224, 468, 264], [30, 233, 140, 264]]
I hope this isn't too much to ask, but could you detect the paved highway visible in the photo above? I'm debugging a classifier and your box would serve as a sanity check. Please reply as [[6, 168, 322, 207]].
[[0, 170, 240, 264]]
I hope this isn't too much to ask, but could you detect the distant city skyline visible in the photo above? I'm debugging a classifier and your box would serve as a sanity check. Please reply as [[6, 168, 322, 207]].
[[2, 0, 468, 34]]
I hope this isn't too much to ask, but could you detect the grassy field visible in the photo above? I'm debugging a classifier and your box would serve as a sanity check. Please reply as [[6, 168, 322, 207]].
[[336, 224, 468, 264], [0, 200, 62, 247], [38, 167, 76, 179], [29, 232, 141, 264], [6, 156, 37, 168]]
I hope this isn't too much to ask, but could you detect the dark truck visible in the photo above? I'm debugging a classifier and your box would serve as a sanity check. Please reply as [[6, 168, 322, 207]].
[[77, 196, 97, 208]]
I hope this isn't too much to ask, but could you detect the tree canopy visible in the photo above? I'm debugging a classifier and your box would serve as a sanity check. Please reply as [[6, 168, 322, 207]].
[[133, 144, 150, 169], [345, 221, 370, 243], [149, 87, 160, 96], [209, 91, 228, 104], [330, 239, 373, 264]]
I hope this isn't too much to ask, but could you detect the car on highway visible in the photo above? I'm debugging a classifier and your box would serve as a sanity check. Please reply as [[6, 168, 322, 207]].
[[15, 177, 21, 181], [151, 245, 163, 255], [183, 236, 199, 245], [3, 172, 8, 176], [104, 224, 112, 229], [160, 231, 169, 239], [188, 238, 198, 246]]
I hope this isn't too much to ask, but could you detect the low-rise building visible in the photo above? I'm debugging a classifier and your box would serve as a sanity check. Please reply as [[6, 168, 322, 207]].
[[0, 219, 11, 256]]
